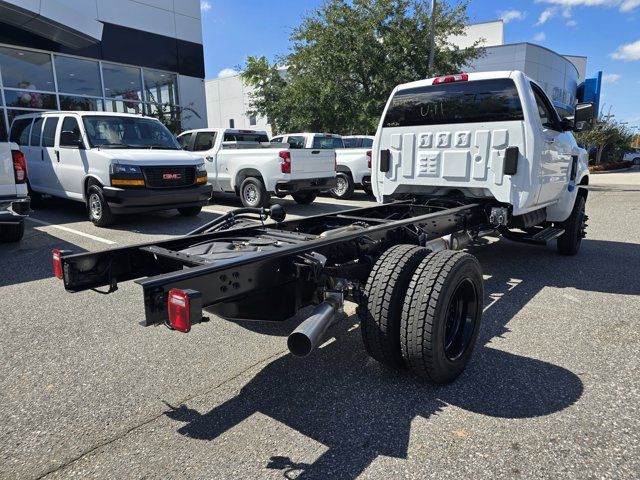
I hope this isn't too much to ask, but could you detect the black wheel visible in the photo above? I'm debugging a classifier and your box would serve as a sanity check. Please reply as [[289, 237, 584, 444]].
[[1, 221, 25, 242], [86, 185, 116, 227], [358, 244, 429, 369], [401, 250, 483, 384], [178, 206, 202, 216], [240, 177, 270, 208], [292, 191, 317, 205], [329, 172, 355, 199], [556, 195, 586, 256]]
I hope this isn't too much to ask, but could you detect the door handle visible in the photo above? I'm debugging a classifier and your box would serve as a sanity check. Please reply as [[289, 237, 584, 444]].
[[205, 156, 214, 161], [545, 138, 556, 144], [55, 150, 60, 162]]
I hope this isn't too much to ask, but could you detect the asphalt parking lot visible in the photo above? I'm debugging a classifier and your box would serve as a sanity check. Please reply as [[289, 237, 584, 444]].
[[2, 173, 639, 479]]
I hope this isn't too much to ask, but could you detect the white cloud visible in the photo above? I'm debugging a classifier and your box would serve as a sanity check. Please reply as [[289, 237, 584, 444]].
[[611, 39, 640, 61], [533, 32, 547, 42], [566, 19, 578, 25], [200, 1, 212, 12], [217, 68, 239, 78], [499, 9, 527, 23], [603, 73, 622, 83], [536, 8, 556, 25], [536, 1, 640, 12]]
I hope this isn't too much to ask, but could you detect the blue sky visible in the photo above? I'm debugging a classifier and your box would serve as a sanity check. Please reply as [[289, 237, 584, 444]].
[[199, 0, 640, 126]]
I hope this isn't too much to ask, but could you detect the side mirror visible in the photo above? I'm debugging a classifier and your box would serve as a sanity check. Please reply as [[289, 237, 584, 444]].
[[60, 130, 84, 148], [573, 102, 595, 132]]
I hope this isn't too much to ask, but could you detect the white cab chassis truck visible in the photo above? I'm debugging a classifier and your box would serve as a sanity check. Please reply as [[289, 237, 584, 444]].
[[55, 71, 595, 386], [180, 129, 337, 208]]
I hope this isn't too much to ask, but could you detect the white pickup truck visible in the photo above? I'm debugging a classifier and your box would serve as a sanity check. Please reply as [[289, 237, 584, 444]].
[[373, 70, 593, 255], [0, 142, 30, 242], [271, 132, 372, 199], [178, 128, 336, 207]]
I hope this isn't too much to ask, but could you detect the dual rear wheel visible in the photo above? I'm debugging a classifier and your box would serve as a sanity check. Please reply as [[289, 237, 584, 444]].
[[358, 245, 483, 384]]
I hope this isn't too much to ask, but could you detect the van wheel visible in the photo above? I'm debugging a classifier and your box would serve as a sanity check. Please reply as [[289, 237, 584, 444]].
[[358, 245, 429, 369], [87, 185, 116, 227], [28, 184, 44, 209], [178, 206, 202, 216], [240, 177, 270, 208], [556, 195, 586, 256], [329, 173, 355, 199], [1, 221, 25, 242], [401, 250, 483, 384], [292, 191, 317, 204]]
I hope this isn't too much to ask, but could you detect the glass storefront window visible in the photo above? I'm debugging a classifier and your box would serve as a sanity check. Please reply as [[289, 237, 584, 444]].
[[104, 99, 143, 115], [102, 62, 142, 100], [4, 90, 57, 109], [143, 69, 178, 105], [59, 95, 104, 112], [0, 47, 55, 91], [54, 55, 102, 96]]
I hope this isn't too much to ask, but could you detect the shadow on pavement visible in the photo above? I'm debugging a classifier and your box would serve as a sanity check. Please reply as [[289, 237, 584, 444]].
[[162, 235, 640, 479]]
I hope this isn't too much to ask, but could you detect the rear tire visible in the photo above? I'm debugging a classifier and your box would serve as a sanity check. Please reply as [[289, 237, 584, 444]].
[[292, 191, 317, 205], [86, 185, 116, 227], [556, 195, 586, 256], [240, 177, 270, 208], [401, 250, 483, 384], [178, 206, 202, 216], [329, 172, 355, 199], [358, 245, 429, 369], [1, 221, 25, 242]]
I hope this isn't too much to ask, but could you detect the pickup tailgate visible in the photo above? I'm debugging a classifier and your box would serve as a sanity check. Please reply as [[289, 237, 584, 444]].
[[0, 143, 17, 197], [289, 149, 335, 178]]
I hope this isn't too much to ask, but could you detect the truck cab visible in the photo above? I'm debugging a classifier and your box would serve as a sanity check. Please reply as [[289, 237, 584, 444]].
[[372, 70, 592, 224]]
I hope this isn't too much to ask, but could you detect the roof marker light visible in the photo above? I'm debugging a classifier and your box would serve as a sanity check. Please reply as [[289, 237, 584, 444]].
[[432, 74, 468, 85]]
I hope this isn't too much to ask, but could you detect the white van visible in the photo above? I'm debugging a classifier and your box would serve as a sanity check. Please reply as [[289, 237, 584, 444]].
[[10, 112, 212, 227]]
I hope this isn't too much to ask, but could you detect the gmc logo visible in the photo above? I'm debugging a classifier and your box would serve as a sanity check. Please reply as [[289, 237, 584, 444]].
[[163, 173, 182, 180]]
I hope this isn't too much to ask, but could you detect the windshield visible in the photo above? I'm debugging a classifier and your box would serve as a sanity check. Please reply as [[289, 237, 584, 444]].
[[223, 132, 269, 142], [383, 78, 524, 127], [82, 116, 179, 149], [312, 136, 344, 149]]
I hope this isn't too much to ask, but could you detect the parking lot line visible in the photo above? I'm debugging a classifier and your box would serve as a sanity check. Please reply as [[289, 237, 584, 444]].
[[26, 217, 117, 245]]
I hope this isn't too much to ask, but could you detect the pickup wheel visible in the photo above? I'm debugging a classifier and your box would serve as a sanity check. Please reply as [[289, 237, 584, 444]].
[[329, 173, 355, 199], [240, 177, 270, 208], [292, 191, 317, 204], [358, 245, 429, 369], [401, 250, 483, 384], [178, 206, 202, 216], [556, 195, 586, 256], [87, 185, 116, 227], [1, 221, 25, 242]]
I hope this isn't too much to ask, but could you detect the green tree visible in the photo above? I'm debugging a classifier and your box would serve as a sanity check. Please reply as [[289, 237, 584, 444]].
[[575, 120, 634, 164], [241, 0, 482, 135]]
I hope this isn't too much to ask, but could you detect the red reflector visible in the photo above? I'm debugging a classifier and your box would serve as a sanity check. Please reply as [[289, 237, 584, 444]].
[[52, 249, 63, 279], [280, 151, 291, 174], [432, 74, 468, 85], [366, 150, 372, 169], [12, 150, 27, 184], [168, 289, 191, 333]]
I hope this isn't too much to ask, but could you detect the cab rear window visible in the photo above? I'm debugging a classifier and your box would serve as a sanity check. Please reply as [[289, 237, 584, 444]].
[[223, 132, 269, 142], [312, 136, 344, 149], [383, 78, 524, 127]]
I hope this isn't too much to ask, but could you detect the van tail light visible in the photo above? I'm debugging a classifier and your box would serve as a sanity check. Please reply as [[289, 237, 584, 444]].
[[279, 151, 291, 174], [12, 150, 27, 184], [168, 289, 202, 333], [432, 74, 468, 85], [52, 249, 64, 279], [366, 150, 372, 169]]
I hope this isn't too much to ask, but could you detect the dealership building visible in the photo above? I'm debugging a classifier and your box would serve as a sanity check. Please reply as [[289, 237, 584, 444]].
[[206, 20, 600, 136], [0, 0, 207, 140]]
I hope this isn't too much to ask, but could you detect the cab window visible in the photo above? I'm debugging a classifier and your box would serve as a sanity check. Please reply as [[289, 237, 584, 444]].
[[531, 83, 560, 130], [271, 136, 283, 143], [42, 117, 59, 148], [60, 117, 82, 147], [312, 135, 343, 149], [177, 132, 193, 150], [193, 132, 215, 151], [286, 136, 305, 149]]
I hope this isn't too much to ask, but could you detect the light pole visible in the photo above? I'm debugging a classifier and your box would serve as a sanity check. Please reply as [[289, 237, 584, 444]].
[[428, 0, 436, 74]]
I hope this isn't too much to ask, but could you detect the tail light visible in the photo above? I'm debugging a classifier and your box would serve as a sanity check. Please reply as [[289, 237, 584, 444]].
[[52, 249, 63, 279], [168, 289, 202, 333], [12, 150, 27, 184], [432, 74, 468, 85], [280, 151, 291, 174], [366, 150, 372, 169]]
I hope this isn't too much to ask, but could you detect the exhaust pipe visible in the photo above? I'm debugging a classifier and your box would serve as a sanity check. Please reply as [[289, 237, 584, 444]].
[[287, 299, 339, 357]]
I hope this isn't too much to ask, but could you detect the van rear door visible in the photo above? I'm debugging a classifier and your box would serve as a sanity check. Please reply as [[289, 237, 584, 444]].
[[374, 77, 526, 202]]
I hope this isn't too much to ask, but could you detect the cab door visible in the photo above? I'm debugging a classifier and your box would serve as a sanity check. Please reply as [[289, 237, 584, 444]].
[[56, 115, 87, 200]]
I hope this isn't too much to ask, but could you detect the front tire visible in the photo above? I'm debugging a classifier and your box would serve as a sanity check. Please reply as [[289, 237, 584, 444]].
[[86, 185, 116, 227], [329, 172, 355, 199], [240, 177, 270, 208], [178, 206, 202, 216], [556, 195, 586, 256], [292, 191, 317, 205], [1, 221, 25, 242], [401, 250, 483, 384]]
